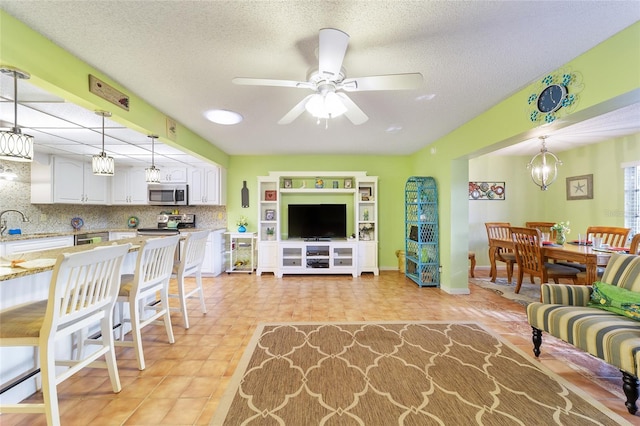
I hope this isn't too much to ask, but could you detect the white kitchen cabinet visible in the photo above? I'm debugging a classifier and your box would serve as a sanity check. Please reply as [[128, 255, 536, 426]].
[[189, 166, 220, 205], [160, 167, 188, 183], [31, 156, 109, 204], [111, 166, 148, 205]]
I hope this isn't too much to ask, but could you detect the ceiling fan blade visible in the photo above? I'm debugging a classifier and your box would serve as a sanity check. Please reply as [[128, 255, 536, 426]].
[[318, 28, 349, 79], [278, 94, 314, 125], [341, 73, 424, 91], [233, 77, 314, 90], [336, 93, 368, 125]]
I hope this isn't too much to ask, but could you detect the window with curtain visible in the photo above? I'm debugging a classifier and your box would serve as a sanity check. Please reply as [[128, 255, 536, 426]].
[[624, 163, 640, 237]]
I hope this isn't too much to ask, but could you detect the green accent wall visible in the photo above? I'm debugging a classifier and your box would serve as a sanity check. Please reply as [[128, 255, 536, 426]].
[[227, 155, 412, 268]]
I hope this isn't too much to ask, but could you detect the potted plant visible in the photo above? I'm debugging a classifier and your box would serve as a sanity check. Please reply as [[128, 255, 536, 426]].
[[236, 216, 248, 233], [266, 227, 275, 240]]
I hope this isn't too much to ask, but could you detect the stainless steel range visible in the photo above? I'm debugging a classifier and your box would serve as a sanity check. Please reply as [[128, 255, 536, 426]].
[[137, 214, 196, 236]]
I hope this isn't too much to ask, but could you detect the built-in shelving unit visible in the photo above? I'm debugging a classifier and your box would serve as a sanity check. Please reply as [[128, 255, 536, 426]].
[[405, 176, 440, 287], [255, 171, 378, 276]]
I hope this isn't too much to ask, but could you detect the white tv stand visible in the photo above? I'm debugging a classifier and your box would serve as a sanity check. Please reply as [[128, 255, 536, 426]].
[[277, 240, 357, 277]]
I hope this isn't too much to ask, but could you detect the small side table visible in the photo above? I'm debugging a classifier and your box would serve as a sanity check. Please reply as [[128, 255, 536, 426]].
[[225, 232, 256, 273]]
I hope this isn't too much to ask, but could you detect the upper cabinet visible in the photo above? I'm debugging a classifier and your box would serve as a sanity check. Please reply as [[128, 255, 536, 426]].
[[112, 166, 148, 205], [160, 167, 188, 183], [31, 156, 109, 204], [189, 165, 222, 205]]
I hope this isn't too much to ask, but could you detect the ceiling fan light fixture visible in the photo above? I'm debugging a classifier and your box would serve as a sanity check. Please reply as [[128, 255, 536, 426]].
[[305, 92, 347, 119], [0, 67, 34, 162], [145, 134, 161, 183], [527, 136, 562, 191], [205, 109, 243, 125], [92, 110, 114, 176]]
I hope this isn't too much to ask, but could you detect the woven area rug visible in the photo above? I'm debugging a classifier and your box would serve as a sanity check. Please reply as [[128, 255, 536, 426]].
[[469, 277, 540, 305], [211, 321, 630, 425]]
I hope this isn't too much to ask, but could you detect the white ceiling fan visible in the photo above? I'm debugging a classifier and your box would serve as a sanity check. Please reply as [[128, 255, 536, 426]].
[[232, 28, 424, 125]]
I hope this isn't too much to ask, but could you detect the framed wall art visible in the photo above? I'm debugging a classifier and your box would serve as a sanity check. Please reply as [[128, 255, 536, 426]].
[[468, 182, 505, 200], [265, 190, 277, 201], [566, 174, 593, 200]]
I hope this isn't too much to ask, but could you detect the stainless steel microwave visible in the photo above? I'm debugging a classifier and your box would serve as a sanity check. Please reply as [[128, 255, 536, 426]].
[[148, 184, 189, 205]]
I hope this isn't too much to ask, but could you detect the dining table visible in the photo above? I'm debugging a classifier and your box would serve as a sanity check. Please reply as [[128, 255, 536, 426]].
[[488, 238, 615, 285]]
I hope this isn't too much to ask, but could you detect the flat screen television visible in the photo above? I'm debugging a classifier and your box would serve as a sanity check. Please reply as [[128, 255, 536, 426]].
[[288, 204, 347, 240]]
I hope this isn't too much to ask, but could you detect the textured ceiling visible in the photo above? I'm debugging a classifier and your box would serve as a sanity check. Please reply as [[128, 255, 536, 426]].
[[0, 1, 639, 165]]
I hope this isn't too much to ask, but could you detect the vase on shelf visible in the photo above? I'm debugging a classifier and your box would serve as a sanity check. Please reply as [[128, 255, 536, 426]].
[[556, 232, 566, 245], [238, 225, 246, 233]]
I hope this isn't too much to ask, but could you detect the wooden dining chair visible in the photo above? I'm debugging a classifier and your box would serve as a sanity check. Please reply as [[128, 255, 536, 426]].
[[510, 227, 581, 294], [485, 222, 516, 283], [525, 222, 557, 240], [586, 226, 631, 247], [0, 244, 131, 426]]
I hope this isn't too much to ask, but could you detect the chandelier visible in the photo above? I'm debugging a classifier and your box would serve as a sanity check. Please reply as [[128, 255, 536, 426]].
[[0, 67, 34, 162], [145, 134, 161, 183], [527, 136, 562, 191], [92, 111, 115, 176]]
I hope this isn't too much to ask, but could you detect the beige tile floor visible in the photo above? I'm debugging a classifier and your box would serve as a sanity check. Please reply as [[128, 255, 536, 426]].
[[2, 268, 639, 425]]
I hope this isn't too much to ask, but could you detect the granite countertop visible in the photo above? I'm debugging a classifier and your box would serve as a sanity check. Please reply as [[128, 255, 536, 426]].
[[0, 228, 225, 281], [1, 235, 156, 281], [0, 227, 223, 243]]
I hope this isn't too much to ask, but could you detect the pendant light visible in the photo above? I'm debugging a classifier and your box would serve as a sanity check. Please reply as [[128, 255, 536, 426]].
[[145, 134, 161, 183], [92, 111, 115, 176], [0, 67, 34, 162], [527, 136, 562, 191]]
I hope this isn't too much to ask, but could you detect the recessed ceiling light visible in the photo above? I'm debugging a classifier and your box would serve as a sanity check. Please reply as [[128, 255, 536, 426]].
[[415, 94, 436, 101], [205, 109, 243, 125]]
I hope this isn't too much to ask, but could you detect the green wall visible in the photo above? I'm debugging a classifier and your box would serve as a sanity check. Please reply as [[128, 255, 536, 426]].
[[410, 22, 639, 293], [227, 155, 412, 268]]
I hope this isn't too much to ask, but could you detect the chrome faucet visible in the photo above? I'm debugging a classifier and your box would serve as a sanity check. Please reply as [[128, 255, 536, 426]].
[[0, 209, 30, 236]]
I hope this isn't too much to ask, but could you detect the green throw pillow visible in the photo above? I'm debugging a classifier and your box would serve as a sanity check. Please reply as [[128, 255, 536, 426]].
[[588, 281, 640, 321]]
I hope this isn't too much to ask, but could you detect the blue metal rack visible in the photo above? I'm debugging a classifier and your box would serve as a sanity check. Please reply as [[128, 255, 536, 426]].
[[405, 177, 440, 287]]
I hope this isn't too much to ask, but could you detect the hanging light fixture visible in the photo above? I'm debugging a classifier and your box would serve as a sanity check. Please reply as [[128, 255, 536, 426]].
[[305, 84, 347, 127], [145, 134, 161, 183], [527, 136, 562, 191], [0, 67, 34, 162], [92, 110, 115, 176]]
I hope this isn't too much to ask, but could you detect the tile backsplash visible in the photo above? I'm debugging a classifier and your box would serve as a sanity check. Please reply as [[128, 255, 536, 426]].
[[0, 160, 227, 234]]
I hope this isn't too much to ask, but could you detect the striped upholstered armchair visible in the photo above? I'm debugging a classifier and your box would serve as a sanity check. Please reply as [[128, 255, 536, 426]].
[[527, 253, 640, 415]]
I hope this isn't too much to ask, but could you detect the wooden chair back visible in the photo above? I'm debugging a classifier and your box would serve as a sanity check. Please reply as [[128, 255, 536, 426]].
[[510, 227, 543, 277], [586, 226, 631, 247], [525, 222, 557, 240], [485, 222, 511, 242], [630, 234, 640, 255]]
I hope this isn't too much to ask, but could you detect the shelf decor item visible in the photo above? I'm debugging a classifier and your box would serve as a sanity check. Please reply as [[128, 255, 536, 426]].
[[265, 209, 275, 221], [315, 178, 324, 188], [344, 179, 352, 189], [236, 216, 248, 233], [265, 190, 277, 200], [284, 178, 292, 188]]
